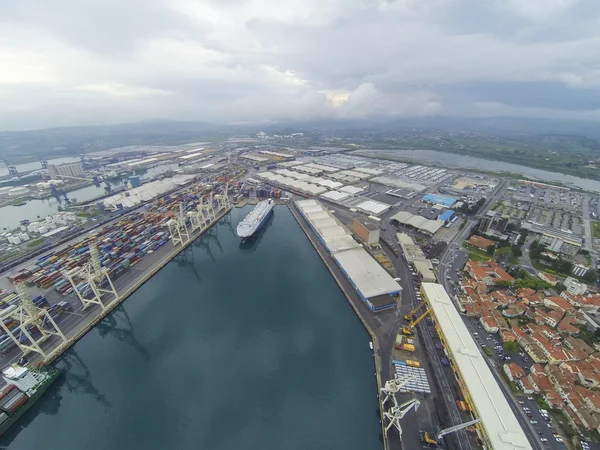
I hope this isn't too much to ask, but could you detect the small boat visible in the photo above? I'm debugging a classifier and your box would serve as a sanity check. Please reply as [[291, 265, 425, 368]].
[[369, 341, 374, 350]]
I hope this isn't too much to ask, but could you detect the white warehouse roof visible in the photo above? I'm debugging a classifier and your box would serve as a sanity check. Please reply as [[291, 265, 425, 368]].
[[391, 211, 443, 235], [333, 248, 401, 299], [421, 283, 532, 450]]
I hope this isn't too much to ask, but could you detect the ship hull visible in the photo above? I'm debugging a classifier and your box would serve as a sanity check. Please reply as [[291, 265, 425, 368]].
[[236, 201, 275, 239], [0, 368, 61, 437]]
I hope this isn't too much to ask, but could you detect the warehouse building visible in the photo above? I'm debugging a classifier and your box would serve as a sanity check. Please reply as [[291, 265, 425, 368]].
[[48, 162, 84, 180], [353, 219, 380, 246], [422, 193, 457, 208], [390, 211, 444, 235], [421, 283, 531, 450], [295, 200, 401, 311]]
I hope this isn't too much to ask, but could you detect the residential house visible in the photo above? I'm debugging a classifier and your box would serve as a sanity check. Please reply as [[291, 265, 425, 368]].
[[538, 272, 558, 286], [500, 330, 517, 342], [544, 296, 576, 313], [503, 362, 525, 381], [518, 376, 535, 394], [467, 235, 495, 251], [543, 388, 564, 409], [564, 337, 595, 357], [558, 316, 580, 334], [465, 260, 514, 286], [465, 302, 483, 317], [480, 314, 499, 333], [517, 287, 536, 299], [528, 370, 552, 393], [491, 290, 516, 307]]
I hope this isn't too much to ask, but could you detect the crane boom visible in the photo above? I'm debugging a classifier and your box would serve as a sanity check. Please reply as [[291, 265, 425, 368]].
[[404, 302, 427, 321], [437, 418, 480, 439], [401, 308, 431, 335]]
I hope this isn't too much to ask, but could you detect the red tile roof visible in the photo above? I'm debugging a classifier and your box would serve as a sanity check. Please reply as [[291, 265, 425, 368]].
[[468, 235, 495, 251]]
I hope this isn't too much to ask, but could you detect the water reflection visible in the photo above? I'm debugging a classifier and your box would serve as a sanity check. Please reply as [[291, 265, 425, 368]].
[[96, 306, 151, 362]]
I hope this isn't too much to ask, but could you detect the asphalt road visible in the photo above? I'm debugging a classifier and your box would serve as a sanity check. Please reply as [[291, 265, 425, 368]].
[[379, 222, 476, 450]]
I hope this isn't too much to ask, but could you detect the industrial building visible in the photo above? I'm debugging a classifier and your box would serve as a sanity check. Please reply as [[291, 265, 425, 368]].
[[370, 176, 426, 193], [99, 175, 196, 210], [422, 194, 457, 208], [353, 219, 380, 246], [522, 223, 583, 256], [295, 200, 401, 311], [390, 211, 444, 235], [421, 283, 532, 450], [256, 171, 329, 196], [241, 154, 269, 163], [320, 190, 391, 216], [48, 162, 84, 180], [438, 209, 455, 223], [396, 233, 437, 282]]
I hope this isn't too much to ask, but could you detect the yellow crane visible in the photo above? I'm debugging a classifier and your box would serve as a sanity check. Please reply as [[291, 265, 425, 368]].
[[421, 418, 480, 446], [404, 302, 428, 322], [401, 307, 432, 336]]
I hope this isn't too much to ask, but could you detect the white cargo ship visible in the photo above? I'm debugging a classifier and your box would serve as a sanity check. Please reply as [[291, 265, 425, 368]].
[[236, 199, 275, 239]]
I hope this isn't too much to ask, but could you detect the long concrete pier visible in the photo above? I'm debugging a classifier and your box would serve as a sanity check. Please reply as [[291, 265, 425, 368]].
[[286, 200, 390, 450]]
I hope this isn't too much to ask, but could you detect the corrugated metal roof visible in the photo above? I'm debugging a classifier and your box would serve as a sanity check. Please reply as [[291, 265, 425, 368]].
[[422, 283, 532, 450], [333, 248, 401, 298]]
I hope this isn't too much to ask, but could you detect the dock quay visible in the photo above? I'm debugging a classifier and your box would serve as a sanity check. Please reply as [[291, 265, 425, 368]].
[[286, 199, 393, 450], [0, 181, 234, 372]]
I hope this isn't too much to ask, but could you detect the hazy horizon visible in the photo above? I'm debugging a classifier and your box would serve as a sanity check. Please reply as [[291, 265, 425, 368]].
[[2, 0, 600, 130]]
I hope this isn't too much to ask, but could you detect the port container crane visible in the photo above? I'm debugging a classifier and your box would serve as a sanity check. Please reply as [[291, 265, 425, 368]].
[[421, 418, 481, 446], [401, 308, 432, 336], [380, 375, 419, 440]]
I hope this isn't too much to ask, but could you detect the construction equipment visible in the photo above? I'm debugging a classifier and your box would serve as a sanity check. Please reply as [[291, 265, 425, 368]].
[[404, 302, 428, 321], [421, 419, 481, 446], [401, 308, 432, 336]]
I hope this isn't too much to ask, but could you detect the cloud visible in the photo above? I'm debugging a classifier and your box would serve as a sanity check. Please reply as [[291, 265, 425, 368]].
[[0, 0, 599, 129]]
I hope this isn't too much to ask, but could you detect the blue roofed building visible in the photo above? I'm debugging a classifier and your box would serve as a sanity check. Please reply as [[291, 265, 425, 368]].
[[439, 209, 455, 222], [423, 193, 457, 208]]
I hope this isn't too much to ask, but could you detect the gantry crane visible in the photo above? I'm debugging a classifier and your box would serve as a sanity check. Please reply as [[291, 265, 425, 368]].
[[380, 375, 420, 440], [421, 418, 481, 446], [62, 243, 119, 311], [401, 307, 432, 336], [0, 283, 66, 361]]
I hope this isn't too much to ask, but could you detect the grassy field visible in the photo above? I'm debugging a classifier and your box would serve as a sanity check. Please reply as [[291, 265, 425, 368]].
[[593, 221, 600, 240], [463, 243, 492, 261]]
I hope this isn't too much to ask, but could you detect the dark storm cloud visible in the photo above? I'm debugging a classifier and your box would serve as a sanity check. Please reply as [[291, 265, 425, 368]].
[[1, 0, 600, 129]]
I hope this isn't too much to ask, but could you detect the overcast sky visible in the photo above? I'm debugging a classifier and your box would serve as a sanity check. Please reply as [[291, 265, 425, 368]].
[[2, 0, 600, 130]]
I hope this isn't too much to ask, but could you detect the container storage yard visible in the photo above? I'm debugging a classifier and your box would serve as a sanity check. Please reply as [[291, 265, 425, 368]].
[[0, 179, 234, 367]]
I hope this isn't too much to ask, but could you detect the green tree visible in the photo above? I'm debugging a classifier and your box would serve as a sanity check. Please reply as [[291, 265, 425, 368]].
[[555, 259, 573, 275], [511, 245, 523, 258], [496, 246, 513, 262], [584, 269, 597, 284], [487, 245, 495, 255], [503, 341, 519, 353], [495, 280, 514, 288]]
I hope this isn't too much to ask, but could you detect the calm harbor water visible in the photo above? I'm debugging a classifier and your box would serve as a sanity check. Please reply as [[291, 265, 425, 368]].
[[360, 149, 600, 192], [0, 164, 179, 230], [2, 206, 381, 450]]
